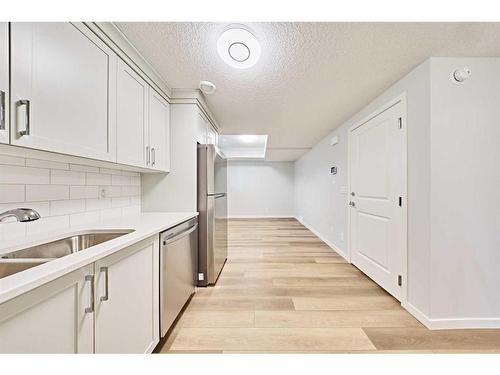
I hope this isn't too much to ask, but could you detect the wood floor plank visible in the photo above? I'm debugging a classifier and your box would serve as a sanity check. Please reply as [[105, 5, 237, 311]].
[[176, 310, 255, 328], [293, 296, 400, 311], [169, 328, 376, 352], [363, 327, 500, 350], [254, 310, 423, 328], [188, 297, 295, 311]]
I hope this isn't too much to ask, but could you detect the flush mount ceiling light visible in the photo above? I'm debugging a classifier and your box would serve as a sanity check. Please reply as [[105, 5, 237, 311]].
[[217, 26, 261, 69]]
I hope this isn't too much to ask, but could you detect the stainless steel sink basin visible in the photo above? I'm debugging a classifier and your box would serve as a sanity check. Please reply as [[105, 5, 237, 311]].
[[0, 229, 134, 279]]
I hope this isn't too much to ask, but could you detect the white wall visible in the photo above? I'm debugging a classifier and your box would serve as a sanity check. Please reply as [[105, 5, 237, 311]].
[[0, 147, 141, 242], [296, 59, 432, 316], [228, 160, 295, 218], [429, 58, 500, 322]]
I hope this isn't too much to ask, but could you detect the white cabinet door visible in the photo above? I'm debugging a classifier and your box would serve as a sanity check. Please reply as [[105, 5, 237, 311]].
[[116, 59, 149, 168], [94, 236, 159, 353], [207, 124, 218, 146], [148, 88, 170, 172], [0, 23, 8, 144], [10, 23, 117, 161], [0, 264, 94, 353]]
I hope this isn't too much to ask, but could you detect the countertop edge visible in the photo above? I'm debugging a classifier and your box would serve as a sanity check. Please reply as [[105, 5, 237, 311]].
[[0, 212, 198, 304]]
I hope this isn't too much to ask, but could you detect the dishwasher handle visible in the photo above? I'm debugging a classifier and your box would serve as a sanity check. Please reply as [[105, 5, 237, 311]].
[[161, 223, 198, 245]]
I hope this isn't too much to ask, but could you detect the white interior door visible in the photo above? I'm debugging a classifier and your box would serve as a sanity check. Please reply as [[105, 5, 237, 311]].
[[349, 100, 405, 301], [0, 23, 8, 144]]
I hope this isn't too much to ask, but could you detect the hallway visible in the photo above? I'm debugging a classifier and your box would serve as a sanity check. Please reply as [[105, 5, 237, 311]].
[[158, 218, 500, 353]]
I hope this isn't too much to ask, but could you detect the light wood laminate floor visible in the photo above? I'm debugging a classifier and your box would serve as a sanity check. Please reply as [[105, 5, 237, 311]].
[[157, 218, 500, 353]]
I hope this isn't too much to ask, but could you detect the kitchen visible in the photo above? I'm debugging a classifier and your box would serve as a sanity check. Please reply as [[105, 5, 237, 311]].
[[1, 2, 500, 372]]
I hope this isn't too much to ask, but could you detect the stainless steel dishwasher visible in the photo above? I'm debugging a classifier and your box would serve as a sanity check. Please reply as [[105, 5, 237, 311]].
[[160, 217, 198, 337]]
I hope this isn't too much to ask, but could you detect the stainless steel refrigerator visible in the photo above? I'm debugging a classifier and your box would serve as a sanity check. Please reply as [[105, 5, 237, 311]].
[[197, 144, 228, 286]]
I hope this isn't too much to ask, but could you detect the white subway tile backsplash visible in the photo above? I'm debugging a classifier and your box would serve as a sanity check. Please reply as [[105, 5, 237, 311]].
[[121, 170, 140, 177], [26, 185, 69, 201], [0, 155, 141, 241], [0, 155, 26, 166], [69, 164, 99, 173], [50, 199, 86, 216], [0, 165, 49, 185], [130, 176, 141, 186], [70, 185, 98, 199], [70, 211, 100, 227], [51, 169, 85, 185], [100, 185, 121, 198], [112, 197, 130, 208], [86, 172, 111, 186], [100, 167, 122, 176], [121, 186, 140, 197], [0, 185, 25, 203], [26, 158, 69, 170], [111, 175, 131, 186], [86, 198, 112, 211]]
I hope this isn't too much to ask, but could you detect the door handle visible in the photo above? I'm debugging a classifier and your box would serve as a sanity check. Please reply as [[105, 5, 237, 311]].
[[84, 274, 95, 313], [17, 99, 30, 136], [151, 147, 156, 166], [100, 266, 109, 302], [0, 90, 5, 130]]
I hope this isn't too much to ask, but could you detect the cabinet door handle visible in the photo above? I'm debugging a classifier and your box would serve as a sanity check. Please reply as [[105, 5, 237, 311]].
[[84, 274, 94, 313], [100, 266, 109, 302], [0, 90, 5, 130], [151, 147, 156, 166], [146, 145, 150, 165], [17, 99, 30, 136]]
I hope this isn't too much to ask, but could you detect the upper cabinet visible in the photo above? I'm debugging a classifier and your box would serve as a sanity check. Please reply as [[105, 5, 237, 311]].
[[196, 112, 218, 146], [116, 59, 170, 172], [0, 23, 8, 144], [148, 88, 171, 172], [116, 59, 149, 168], [10, 23, 117, 161]]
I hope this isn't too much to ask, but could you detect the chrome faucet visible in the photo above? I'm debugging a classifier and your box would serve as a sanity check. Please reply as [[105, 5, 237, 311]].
[[0, 208, 41, 223]]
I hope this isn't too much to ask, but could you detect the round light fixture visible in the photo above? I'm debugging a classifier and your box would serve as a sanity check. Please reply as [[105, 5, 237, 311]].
[[217, 26, 261, 69]]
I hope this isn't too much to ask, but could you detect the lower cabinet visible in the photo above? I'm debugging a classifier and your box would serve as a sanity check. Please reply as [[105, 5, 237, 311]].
[[0, 235, 159, 353], [0, 264, 94, 353], [94, 236, 159, 353]]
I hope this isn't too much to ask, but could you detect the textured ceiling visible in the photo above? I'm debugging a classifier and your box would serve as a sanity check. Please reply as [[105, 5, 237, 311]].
[[117, 22, 500, 161]]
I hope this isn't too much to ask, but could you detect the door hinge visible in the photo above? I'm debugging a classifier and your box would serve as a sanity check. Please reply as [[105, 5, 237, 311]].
[[398, 196, 402, 207], [398, 117, 402, 129], [398, 275, 402, 287]]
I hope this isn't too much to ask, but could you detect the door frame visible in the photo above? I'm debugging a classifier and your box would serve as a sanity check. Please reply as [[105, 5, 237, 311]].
[[347, 93, 408, 304]]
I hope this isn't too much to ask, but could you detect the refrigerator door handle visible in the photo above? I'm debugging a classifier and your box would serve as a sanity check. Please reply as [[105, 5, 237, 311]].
[[208, 192, 226, 198]]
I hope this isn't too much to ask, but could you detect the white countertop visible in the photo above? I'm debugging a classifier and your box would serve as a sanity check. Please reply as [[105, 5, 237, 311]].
[[0, 212, 198, 304]]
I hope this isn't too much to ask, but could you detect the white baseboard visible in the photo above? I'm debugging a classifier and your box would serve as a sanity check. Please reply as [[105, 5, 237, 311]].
[[295, 216, 349, 261], [228, 215, 295, 219], [403, 302, 500, 330]]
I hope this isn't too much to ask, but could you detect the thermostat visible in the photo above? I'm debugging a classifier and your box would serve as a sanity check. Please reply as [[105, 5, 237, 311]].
[[330, 166, 337, 175]]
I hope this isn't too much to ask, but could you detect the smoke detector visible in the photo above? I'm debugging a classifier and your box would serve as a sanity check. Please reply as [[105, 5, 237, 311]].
[[452, 67, 471, 83], [199, 81, 216, 95]]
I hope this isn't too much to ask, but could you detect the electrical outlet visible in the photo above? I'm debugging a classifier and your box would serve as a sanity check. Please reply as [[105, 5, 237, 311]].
[[198, 273, 205, 281], [99, 187, 106, 199]]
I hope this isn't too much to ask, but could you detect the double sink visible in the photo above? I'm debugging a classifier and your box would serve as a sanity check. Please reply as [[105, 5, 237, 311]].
[[0, 230, 133, 279]]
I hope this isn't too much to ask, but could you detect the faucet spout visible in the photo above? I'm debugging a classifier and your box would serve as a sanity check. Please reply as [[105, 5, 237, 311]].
[[0, 208, 41, 223]]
